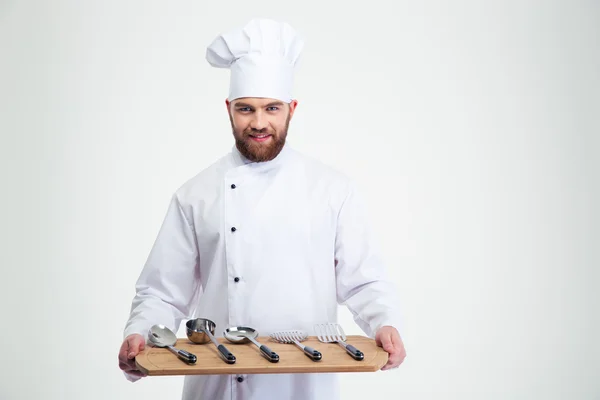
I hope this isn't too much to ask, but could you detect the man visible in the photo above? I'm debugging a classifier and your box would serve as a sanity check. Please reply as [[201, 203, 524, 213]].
[[118, 18, 406, 399]]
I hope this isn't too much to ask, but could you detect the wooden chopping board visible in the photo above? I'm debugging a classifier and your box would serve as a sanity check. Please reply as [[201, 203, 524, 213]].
[[136, 335, 388, 376]]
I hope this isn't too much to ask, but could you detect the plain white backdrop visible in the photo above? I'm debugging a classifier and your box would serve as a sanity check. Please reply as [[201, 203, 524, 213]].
[[1, 1, 598, 399]]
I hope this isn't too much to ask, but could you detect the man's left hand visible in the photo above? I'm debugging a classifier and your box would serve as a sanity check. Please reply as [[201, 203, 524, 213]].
[[375, 325, 406, 370]]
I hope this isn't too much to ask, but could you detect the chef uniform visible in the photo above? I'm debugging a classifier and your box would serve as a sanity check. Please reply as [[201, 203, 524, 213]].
[[122, 18, 403, 400]]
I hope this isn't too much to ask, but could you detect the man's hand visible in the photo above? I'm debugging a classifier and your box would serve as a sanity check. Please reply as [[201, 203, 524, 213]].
[[118, 334, 147, 379], [375, 325, 406, 370]]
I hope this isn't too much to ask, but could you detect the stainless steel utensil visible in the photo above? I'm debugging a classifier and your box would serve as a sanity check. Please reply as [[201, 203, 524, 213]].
[[314, 323, 364, 361], [148, 324, 197, 364], [186, 318, 236, 364], [270, 330, 322, 361], [223, 326, 279, 363]]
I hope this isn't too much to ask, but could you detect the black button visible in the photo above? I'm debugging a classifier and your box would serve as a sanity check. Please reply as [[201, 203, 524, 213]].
[[231, 227, 236, 232], [237, 376, 244, 382], [231, 184, 236, 189], [234, 277, 240, 282]]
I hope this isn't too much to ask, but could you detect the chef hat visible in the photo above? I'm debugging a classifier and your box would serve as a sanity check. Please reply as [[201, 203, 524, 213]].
[[206, 18, 304, 103]]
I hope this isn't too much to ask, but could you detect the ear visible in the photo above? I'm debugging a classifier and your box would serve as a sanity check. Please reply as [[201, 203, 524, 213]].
[[225, 99, 230, 109], [288, 99, 299, 119]]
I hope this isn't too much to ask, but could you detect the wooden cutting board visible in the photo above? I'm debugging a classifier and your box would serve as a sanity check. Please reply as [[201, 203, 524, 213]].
[[136, 335, 388, 376]]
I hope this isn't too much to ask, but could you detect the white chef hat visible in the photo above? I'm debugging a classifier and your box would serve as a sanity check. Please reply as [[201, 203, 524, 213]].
[[206, 18, 304, 103]]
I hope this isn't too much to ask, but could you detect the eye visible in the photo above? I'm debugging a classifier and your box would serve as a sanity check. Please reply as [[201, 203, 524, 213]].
[[237, 107, 252, 112], [267, 107, 279, 111]]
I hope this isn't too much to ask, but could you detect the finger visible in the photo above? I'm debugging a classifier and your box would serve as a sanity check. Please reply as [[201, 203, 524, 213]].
[[118, 363, 147, 378], [119, 350, 133, 365], [381, 358, 399, 370], [387, 353, 402, 367], [381, 361, 394, 371], [390, 349, 406, 368], [126, 370, 147, 378], [119, 358, 138, 373], [119, 361, 138, 372]]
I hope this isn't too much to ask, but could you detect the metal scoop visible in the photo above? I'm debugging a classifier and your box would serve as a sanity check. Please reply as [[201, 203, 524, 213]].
[[148, 324, 197, 364], [224, 326, 279, 363], [314, 323, 364, 361], [270, 330, 322, 361]]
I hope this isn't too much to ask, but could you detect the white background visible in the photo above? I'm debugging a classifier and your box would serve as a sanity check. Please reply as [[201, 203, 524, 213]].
[[1, 1, 599, 399]]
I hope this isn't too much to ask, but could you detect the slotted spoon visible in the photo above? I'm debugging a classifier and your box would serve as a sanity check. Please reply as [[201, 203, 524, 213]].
[[314, 323, 364, 361], [270, 330, 322, 361]]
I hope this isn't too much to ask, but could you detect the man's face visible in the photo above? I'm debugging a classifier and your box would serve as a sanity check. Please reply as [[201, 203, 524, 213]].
[[226, 97, 298, 162]]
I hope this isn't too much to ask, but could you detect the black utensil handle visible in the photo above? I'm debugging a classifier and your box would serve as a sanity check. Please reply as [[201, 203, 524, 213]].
[[259, 344, 279, 363], [178, 349, 197, 364], [217, 344, 236, 364], [303, 346, 322, 361], [345, 344, 364, 361]]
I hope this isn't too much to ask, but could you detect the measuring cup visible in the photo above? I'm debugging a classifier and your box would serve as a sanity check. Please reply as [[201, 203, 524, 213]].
[[148, 324, 197, 364], [186, 318, 236, 364], [224, 326, 279, 363]]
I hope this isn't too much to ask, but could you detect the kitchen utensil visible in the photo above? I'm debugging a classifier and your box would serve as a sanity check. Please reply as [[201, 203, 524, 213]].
[[186, 318, 236, 364], [148, 324, 197, 364], [314, 323, 364, 361], [270, 330, 322, 361], [223, 326, 279, 363]]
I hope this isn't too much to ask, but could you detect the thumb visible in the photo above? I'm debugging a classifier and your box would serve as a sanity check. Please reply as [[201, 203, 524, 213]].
[[380, 334, 394, 352], [127, 335, 146, 359]]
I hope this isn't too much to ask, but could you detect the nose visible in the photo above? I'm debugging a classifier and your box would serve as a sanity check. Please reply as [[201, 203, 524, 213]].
[[249, 111, 268, 131]]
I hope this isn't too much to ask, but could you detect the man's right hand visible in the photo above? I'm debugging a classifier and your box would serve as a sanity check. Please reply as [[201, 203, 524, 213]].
[[118, 334, 147, 379]]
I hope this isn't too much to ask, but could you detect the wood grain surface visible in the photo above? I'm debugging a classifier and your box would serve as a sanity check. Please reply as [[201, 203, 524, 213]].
[[135, 335, 388, 376]]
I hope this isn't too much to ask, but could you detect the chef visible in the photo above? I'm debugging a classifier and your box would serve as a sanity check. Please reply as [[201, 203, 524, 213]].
[[118, 18, 406, 400]]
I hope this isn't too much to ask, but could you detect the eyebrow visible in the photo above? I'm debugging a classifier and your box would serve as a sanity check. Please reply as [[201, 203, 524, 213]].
[[265, 101, 284, 107], [234, 101, 284, 108]]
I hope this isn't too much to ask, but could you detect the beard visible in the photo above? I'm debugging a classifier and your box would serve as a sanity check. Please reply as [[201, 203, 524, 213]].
[[230, 114, 290, 162]]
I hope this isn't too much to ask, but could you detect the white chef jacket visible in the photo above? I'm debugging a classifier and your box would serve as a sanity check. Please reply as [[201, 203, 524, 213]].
[[123, 143, 403, 400]]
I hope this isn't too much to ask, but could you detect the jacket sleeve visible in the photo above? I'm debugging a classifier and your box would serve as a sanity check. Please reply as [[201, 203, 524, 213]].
[[334, 181, 404, 339], [123, 193, 201, 340]]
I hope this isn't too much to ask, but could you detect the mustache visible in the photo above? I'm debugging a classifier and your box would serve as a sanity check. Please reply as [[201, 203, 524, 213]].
[[243, 128, 275, 136]]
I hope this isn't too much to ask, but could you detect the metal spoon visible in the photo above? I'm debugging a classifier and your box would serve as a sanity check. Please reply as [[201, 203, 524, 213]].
[[223, 326, 279, 363], [148, 324, 197, 364]]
